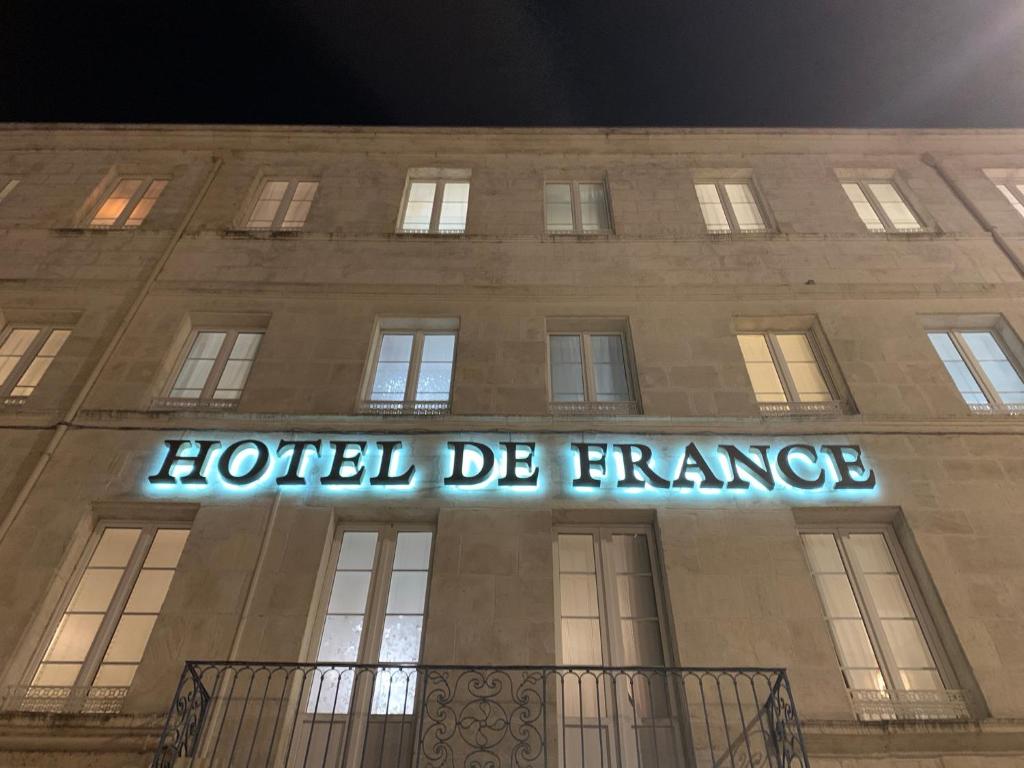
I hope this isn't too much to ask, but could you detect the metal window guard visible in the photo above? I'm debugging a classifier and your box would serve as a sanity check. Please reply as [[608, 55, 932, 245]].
[[758, 401, 846, 417], [358, 400, 451, 416], [3, 684, 128, 715], [967, 402, 1024, 415], [2, 396, 27, 407], [151, 397, 240, 411], [850, 689, 969, 722], [548, 401, 641, 417], [152, 662, 810, 768]]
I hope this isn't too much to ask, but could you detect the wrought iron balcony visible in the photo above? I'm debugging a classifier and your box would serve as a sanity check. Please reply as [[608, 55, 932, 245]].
[[152, 662, 809, 768]]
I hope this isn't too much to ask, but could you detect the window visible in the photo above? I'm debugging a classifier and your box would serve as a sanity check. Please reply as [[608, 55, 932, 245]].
[[801, 528, 965, 721], [927, 330, 1024, 413], [694, 182, 767, 233], [544, 181, 611, 233], [26, 525, 189, 712], [163, 329, 263, 406], [994, 181, 1024, 221], [308, 526, 433, 715], [0, 326, 71, 404], [89, 178, 167, 228], [737, 331, 843, 415], [0, 178, 19, 204], [549, 332, 636, 414], [245, 179, 319, 230], [841, 181, 923, 233], [398, 178, 470, 234], [362, 327, 456, 414]]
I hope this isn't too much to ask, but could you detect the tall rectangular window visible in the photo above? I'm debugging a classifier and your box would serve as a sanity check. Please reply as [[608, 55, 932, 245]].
[[694, 182, 767, 233], [544, 181, 611, 233], [164, 329, 263, 405], [309, 526, 433, 715], [89, 178, 167, 228], [363, 327, 456, 414], [737, 331, 842, 414], [549, 332, 635, 413], [398, 176, 470, 234], [994, 181, 1024, 221], [0, 326, 71, 403], [245, 179, 319, 230], [801, 528, 964, 721], [927, 330, 1024, 413], [26, 525, 189, 712], [0, 178, 20, 204], [841, 181, 923, 233]]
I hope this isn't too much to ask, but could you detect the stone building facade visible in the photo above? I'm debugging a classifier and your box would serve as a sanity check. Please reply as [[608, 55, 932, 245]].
[[0, 124, 1022, 767]]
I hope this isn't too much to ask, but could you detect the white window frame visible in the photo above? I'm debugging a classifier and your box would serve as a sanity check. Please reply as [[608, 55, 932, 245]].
[[694, 180, 769, 234], [841, 179, 924, 233], [360, 325, 458, 415], [994, 180, 1024, 220], [244, 178, 319, 230], [738, 330, 845, 416], [22, 521, 189, 712], [544, 180, 613, 234], [396, 176, 471, 234], [546, 330, 639, 415], [553, 524, 672, 668], [159, 328, 263, 407], [0, 178, 19, 204], [799, 524, 966, 721], [0, 325, 71, 404], [928, 328, 1024, 413], [86, 177, 168, 229]]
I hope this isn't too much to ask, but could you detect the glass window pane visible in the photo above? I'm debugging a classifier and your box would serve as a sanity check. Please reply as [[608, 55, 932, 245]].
[[578, 183, 610, 232], [561, 618, 602, 665], [102, 614, 157, 663], [882, 619, 937, 669], [900, 669, 943, 691], [864, 574, 915, 618], [393, 531, 432, 570], [124, 180, 166, 227], [550, 335, 585, 401], [90, 529, 142, 568], [92, 179, 141, 226], [996, 184, 1024, 220], [68, 570, 122, 613], [830, 618, 881, 669], [378, 615, 423, 663], [124, 570, 174, 613], [846, 534, 896, 573], [415, 361, 453, 401], [620, 620, 664, 665], [43, 614, 104, 662], [248, 180, 288, 228], [338, 531, 378, 570], [845, 669, 886, 691], [814, 574, 861, 618], [438, 182, 469, 232], [33, 663, 81, 687], [928, 332, 989, 405], [696, 184, 731, 233], [386, 571, 428, 614], [545, 183, 574, 231], [0, 179, 19, 203], [961, 331, 1024, 404], [738, 334, 786, 402], [724, 183, 766, 231], [0, 328, 40, 357], [327, 571, 372, 614], [143, 529, 189, 568], [93, 664, 138, 687], [590, 335, 630, 401], [617, 574, 657, 618], [316, 615, 363, 662], [802, 534, 845, 573], [612, 534, 651, 573], [281, 181, 318, 228], [402, 182, 436, 231], [560, 574, 599, 617], [842, 183, 886, 232], [869, 182, 922, 231], [558, 534, 595, 572]]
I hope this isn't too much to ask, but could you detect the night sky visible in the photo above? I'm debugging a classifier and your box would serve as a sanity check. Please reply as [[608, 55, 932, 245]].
[[3, 0, 1023, 127]]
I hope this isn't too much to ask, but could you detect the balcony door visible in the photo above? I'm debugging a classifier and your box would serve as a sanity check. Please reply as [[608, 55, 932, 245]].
[[556, 526, 682, 768]]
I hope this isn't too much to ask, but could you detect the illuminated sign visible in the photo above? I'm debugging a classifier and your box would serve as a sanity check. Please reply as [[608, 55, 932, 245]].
[[145, 435, 877, 500]]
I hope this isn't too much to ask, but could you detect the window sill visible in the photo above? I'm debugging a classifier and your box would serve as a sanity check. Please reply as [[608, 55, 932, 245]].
[[358, 400, 451, 416], [757, 401, 850, 417], [2, 685, 127, 715], [548, 401, 640, 416], [150, 397, 240, 412], [850, 689, 969, 722], [52, 226, 144, 235]]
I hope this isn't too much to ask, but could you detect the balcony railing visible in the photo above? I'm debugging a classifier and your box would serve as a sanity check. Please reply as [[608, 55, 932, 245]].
[[850, 688, 969, 722], [3, 684, 127, 714], [757, 401, 846, 417], [358, 400, 451, 416], [152, 662, 809, 768], [548, 401, 641, 417]]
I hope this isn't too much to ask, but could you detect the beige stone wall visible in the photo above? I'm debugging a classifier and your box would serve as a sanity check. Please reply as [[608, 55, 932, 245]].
[[0, 125, 1023, 765]]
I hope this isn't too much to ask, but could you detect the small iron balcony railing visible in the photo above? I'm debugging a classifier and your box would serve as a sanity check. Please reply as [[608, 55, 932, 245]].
[[152, 662, 809, 768]]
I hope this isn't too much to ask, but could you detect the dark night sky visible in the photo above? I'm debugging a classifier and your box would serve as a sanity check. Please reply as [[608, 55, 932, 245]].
[[3, 0, 1023, 127]]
